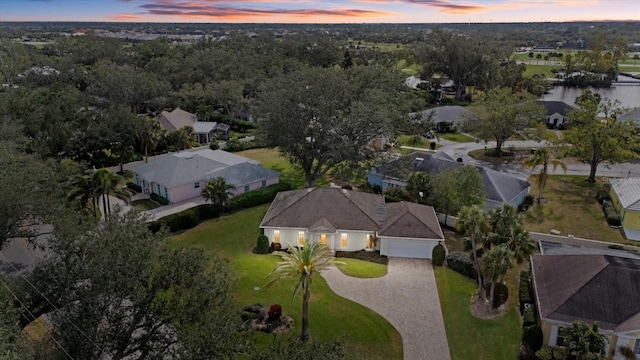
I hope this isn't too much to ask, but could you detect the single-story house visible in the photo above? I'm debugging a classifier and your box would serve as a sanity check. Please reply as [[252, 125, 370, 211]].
[[531, 253, 640, 360], [155, 108, 230, 144], [132, 148, 279, 203], [536, 101, 574, 129], [260, 188, 444, 259], [609, 177, 640, 241], [367, 152, 531, 209], [410, 105, 474, 132]]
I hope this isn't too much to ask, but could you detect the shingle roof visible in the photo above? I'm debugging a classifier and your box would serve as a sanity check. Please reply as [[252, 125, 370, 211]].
[[376, 152, 530, 204], [411, 106, 474, 124], [191, 121, 217, 134], [610, 177, 640, 211], [260, 188, 443, 240], [531, 254, 640, 332], [618, 108, 640, 125], [155, 108, 196, 131], [133, 149, 275, 188], [535, 101, 574, 117]]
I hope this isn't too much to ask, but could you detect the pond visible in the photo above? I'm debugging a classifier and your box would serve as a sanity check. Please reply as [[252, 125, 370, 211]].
[[540, 75, 640, 109]]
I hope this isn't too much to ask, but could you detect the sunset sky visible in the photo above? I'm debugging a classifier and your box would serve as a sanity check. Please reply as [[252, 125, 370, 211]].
[[1, 0, 638, 23]]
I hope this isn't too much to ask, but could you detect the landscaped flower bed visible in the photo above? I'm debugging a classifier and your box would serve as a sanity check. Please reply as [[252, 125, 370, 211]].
[[335, 250, 388, 265]]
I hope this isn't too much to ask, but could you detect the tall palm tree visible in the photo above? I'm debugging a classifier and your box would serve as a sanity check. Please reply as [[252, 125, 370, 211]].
[[480, 245, 512, 309], [562, 321, 608, 360], [523, 147, 567, 204], [456, 205, 491, 298], [93, 168, 131, 217], [201, 177, 235, 212], [265, 240, 336, 342], [490, 204, 536, 264], [139, 118, 163, 163], [67, 170, 100, 218]]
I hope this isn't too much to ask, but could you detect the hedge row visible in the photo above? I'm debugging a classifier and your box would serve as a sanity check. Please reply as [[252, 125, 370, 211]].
[[150, 192, 169, 205], [602, 201, 621, 226], [519, 270, 533, 314], [445, 252, 475, 280], [148, 182, 292, 233], [595, 190, 611, 204], [127, 182, 142, 193]]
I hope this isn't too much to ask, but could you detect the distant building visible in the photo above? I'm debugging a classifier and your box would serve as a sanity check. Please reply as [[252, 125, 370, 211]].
[[154, 108, 229, 143]]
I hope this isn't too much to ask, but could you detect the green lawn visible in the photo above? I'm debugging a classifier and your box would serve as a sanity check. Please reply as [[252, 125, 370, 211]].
[[435, 267, 521, 360], [439, 133, 475, 143], [398, 134, 432, 148], [131, 199, 160, 211], [523, 64, 558, 78], [237, 148, 328, 189], [523, 175, 636, 245], [169, 205, 402, 360], [335, 258, 387, 278]]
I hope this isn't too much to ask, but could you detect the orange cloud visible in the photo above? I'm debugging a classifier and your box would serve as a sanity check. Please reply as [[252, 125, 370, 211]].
[[355, 0, 597, 14], [111, 13, 144, 20], [355, 0, 485, 14]]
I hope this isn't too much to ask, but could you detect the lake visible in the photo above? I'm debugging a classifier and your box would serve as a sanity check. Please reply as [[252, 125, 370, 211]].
[[540, 75, 640, 109]]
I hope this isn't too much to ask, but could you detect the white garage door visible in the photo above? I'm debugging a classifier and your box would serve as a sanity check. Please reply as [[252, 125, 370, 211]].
[[387, 240, 434, 259]]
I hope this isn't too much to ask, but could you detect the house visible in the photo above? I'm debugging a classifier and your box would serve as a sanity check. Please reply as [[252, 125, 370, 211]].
[[132, 148, 279, 203], [410, 105, 474, 133], [154, 108, 230, 144], [618, 108, 640, 128], [259, 188, 444, 259], [609, 178, 640, 241], [536, 101, 574, 129], [531, 253, 640, 360], [367, 152, 531, 209]]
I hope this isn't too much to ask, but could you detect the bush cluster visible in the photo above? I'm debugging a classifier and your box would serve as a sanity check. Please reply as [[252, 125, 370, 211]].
[[268, 304, 282, 322], [150, 192, 169, 205], [519, 270, 533, 314], [431, 243, 446, 266], [232, 119, 257, 132], [209, 141, 219, 150], [225, 138, 266, 152], [602, 201, 621, 226], [228, 182, 292, 211], [595, 190, 611, 204], [535, 345, 569, 360], [126, 182, 142, 193], [335, 250, 388, 265], [487, 283, 509, 309], [522, 306, 536, 326], [522, 325, 543, 352], [255, 234, 270, 254], [445, 252, 475, 279]]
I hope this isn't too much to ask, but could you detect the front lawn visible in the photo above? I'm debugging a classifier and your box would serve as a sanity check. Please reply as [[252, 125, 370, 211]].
[[439, 133, 475, 143], [523, 175, 632, 244], [435, 267, 521, 360], [238, 148, 329, 189], [335, 258, 388, 278], [170, 205, 402, 360], [398, 134, 432, 148], [131, 199, 160, 211]]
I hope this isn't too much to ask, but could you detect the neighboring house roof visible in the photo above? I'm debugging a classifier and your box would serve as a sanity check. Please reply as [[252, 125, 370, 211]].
[[610, 177, 640, 211], [191, 121, 217, 134], [133, 149, 277, 188], [532, 254, 640, 332], [260, 188, 444, 241], [535, 101, 574, 117], [405, 75, 427, 90], [155, 108, 197, 131], [618, 108, 640, 126], [372, 152, 530, 205], [411, 106, 474, 124], [539, 241, 640, 260]]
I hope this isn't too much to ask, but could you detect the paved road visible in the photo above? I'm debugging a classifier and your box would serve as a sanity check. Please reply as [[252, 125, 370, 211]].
[[0, 225, 50, 276], [322, 258, 450, 360]]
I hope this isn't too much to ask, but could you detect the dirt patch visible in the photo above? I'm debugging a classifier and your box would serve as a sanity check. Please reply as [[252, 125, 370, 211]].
[[469, 295, 508, 320]]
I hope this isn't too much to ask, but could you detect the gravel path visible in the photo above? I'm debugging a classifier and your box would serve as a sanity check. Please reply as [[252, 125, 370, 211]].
[[322, 258, 450, 360]]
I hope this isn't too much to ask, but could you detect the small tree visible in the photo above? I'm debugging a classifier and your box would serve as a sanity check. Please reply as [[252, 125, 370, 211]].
[[201, 177, 235, 212], [562, 321, 608, 360], [480, 245, 512, 309], [456, 205, 491, 298], [522, 147, 567, 204]]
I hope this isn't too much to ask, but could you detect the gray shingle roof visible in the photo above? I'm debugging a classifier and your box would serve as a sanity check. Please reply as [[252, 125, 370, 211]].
[[191, 121, 217, 134], [535, 100, 574, 117], [133, 149, 275, 188], [260, 188, 443, 240], [610, 177, 640, 211], [411, 106, 474, 124], [155, 108, 196, 131], [531, 254, 640, 332]]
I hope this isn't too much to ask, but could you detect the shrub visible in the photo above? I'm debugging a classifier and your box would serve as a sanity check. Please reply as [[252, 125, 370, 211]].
[[270, 242, 282, 252], [255, 234, 270, 254], [228, 182, 292, 211], [445, 252, 475, 279], [335, 250, 388, 265], [490, 283, 509, 308], [225, 138, 244, 152], [518, 344, 536, 360], [150, 192, 169, 205], [209, 141, 219, 150], [608, 244, 625, 250], [384, 188, 410, 202], [522, 325, 543, 352], [595, 190, 611, 204], [196, 204, 220, 220], [341, 184, 353, 190], [126, 182, 142, 192], [519, 270, 533, 314], [430, 141, 436, 150], [522, 306, 536, 326], [232, 119, 257, 131], [535, 346, 569, 360], [432, 244, 446, 266], [268, 304, 282, 322], [606, 213, 621, 226]]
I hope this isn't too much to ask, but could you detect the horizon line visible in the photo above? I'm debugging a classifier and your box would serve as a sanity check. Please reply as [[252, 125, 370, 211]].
[[1, 19, 639, 24]]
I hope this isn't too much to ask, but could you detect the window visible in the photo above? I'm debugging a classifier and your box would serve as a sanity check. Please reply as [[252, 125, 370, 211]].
[[244, 185, 250, 192], [634, 338, 640, 355], [157, 184, 161, 192], [298, 231, 305, 246], [261, 180, 267, 188], [341, 233, 348, 248], [194, 182, 200, 189], [366, 234, 372, 249], [556, 327, 567, 347], [320, 234, 327, 245], [273, 230, 280, 244]]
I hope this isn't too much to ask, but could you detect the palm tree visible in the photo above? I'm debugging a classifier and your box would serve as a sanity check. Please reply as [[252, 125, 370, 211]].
[[490, 204, 536, 264], [480, 245, 512, 309], [201, 177, 235, 212], [265, 240, 336, 342], [456, 205, 491, 298], [67, 170, 100, 218], [139, 118, 163, 163], [522, 147, 567, 204], [562, 321, 608, 360], [93, 168, 131, 217]]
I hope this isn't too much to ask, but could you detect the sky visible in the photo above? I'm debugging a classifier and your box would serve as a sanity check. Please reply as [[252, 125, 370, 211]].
[[0, 0, 639, 23]]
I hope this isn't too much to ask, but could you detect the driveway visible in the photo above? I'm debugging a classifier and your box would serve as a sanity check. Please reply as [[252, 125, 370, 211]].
[[322, 258, 450, 360]]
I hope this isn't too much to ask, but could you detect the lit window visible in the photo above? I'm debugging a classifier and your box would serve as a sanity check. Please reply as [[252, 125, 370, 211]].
[[298, 231, 305, 246], [194, 182, 200, 189], [320, 234, 327, 245], [366, 234, 372, 249], [341, 233, 348, 248], [273, 230, 280, 244]]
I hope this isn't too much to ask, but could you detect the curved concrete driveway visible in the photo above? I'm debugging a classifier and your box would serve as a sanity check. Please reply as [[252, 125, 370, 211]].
[[322, 258, 450, 360]]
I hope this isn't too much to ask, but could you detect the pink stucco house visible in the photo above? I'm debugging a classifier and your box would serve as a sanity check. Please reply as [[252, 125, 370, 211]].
[[133, 149, 279, 203]]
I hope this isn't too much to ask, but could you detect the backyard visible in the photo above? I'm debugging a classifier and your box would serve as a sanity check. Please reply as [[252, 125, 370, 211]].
[[169, 205, 403, 360], [238, 148, 329, 189]]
